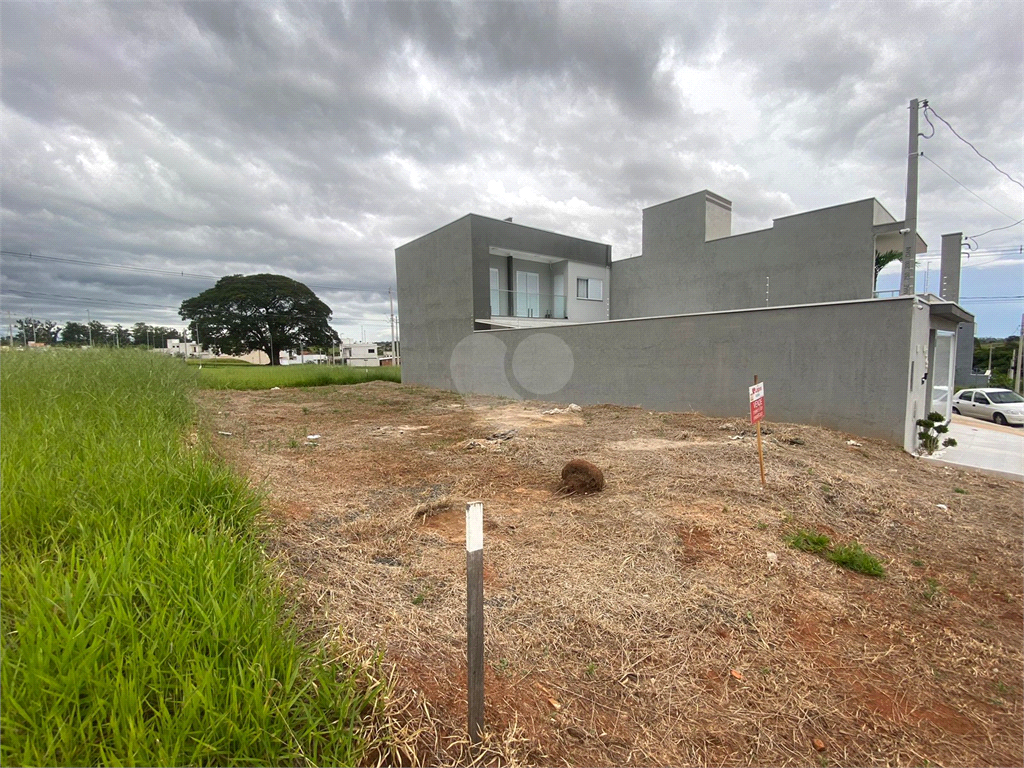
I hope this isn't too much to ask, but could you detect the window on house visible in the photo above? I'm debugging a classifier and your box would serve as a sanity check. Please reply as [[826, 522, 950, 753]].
[[367, 348, 375, 355], [577, 277, 603, 300]]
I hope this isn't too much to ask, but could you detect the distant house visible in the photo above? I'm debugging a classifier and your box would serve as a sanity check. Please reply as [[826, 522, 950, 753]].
[[396, 189, 972, 452], [340, 342, 380, 367], [164, 339, 202, 358]]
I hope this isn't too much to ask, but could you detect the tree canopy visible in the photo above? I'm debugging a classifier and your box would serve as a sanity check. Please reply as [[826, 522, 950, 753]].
[[179, 274, 339, 365]]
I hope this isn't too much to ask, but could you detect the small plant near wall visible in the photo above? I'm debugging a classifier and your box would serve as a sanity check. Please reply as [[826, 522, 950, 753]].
[[917, 411, 957, 455]]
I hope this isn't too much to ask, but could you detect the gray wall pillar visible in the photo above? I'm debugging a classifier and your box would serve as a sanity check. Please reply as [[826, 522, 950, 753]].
[[939, 232, 962, 301]]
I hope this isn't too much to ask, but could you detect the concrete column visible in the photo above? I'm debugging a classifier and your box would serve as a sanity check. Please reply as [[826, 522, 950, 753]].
[[939, 232, 962, 302], [900, 98, 921, 295]]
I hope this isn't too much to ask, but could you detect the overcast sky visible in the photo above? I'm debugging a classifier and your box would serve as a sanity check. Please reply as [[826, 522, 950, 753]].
[[2, 0, 1022, 343]]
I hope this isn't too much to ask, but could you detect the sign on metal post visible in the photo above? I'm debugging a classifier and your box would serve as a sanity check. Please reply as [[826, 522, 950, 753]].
[[749, 378, 766, 487], [465, 501, 484, 746]]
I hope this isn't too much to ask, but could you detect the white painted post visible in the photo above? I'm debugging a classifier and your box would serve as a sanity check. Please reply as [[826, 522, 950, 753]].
[[465, 501, 484, 746]]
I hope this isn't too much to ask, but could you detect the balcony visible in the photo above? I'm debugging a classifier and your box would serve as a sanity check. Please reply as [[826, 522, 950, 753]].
[[478, 289, 572, 329]]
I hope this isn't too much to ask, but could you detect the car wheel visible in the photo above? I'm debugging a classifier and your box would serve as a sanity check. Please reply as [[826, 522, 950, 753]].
[[994, 413, 1008, 426], [952, 407, 960, 415]]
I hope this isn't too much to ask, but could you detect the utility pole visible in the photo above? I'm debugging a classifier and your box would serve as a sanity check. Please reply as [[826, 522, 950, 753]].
[[7, 310, 13, 349], [87, 309, 93, 347], [901, 98, 924, 296], [30, 307, 37, 343], [1016, 314, 1024, 394], [389, 286, 397, 365]]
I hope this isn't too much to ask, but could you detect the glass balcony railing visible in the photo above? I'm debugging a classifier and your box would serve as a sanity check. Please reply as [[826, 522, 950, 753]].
[[488, 289, 567, 319]]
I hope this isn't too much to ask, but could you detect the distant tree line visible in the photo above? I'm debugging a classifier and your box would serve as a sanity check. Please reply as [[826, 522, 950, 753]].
[[1, 318, 183, 348], [975, 336, 1020, 389]]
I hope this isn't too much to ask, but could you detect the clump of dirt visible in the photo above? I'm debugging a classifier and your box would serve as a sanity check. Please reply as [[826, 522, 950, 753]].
[[202, 381, 1024, 768], [559, 458, 605, 494]]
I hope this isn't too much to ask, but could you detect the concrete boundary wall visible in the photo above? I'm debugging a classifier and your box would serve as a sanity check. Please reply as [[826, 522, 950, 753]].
[[450, 297, 917, 448]]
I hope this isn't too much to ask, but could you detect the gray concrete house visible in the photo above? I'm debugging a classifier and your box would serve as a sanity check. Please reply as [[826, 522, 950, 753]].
[[395, 190, 972, 451]]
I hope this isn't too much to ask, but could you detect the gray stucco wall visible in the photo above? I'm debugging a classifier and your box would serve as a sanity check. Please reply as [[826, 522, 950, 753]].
[[395, 216, 475, 390], [446, 297, 919, 448], [611, 192, 878, 319], [468, 215, 611, 321]]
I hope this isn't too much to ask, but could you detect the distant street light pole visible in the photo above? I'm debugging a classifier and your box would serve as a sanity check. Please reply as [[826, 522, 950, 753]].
[[389, 286, 397, 365], [1016, 314, 1024, 394]]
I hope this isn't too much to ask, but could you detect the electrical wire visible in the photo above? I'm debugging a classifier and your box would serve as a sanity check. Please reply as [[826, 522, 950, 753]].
[[0, 250, 389, 296], [920, 153, 1020, 223], [0, 289, 392, 325], [923, 104, 1024, 190], [970, 219, 1024, 239]]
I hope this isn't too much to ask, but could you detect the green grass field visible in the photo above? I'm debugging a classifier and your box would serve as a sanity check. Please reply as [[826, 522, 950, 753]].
[[195, 361, 401, 390], [0, 350, 390, 766]]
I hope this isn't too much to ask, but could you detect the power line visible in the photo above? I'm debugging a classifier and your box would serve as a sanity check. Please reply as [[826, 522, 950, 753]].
[[0, 250, 389, 296], [923, 104, 1024, 190], [970, 218, 1024, 239], [920, 152, 1020, 223], [0, 288, 392, 324], [2, 289, 177, 310]]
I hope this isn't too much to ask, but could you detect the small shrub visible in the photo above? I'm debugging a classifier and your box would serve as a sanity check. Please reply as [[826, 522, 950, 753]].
[[921, 577, 941, 602], [828, 542, 886, 577], [785, 529, 885, 578], [785, 529, 832, 555], [917, 412, 957, 455]]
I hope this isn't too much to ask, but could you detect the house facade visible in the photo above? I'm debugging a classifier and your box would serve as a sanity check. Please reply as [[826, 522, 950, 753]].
[[340, 342, 381, 367], [395, 190, 972, 452]]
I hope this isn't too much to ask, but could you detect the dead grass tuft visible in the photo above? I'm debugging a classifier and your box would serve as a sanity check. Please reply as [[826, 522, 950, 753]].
[[559, 458, 605, 495]]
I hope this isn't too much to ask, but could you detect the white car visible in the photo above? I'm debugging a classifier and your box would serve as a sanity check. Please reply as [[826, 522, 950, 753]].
[[952, 388, 1024, 427]]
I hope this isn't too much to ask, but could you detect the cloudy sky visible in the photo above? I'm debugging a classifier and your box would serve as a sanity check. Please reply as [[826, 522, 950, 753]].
[[2, 0, 1022, 343]]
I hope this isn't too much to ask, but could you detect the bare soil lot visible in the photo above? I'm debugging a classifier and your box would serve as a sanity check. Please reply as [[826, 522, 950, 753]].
[[203, 381, 1023, 767]]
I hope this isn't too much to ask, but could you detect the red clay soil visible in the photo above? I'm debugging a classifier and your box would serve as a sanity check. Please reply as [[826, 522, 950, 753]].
[[202, 381, 1024, 767]]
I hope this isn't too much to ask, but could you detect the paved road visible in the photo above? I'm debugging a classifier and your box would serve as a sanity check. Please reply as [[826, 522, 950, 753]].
[[922, 415, 1024, 481]]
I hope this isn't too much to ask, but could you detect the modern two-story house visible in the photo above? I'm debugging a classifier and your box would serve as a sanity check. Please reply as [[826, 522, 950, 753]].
[[396, 190, 972, 452]]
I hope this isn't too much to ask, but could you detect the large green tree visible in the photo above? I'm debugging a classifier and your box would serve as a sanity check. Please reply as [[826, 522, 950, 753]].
[[179, 274, 339, 365]]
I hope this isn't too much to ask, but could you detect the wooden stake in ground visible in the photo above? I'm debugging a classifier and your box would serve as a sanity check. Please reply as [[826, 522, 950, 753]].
[[750, 377, 766, 487], [465, 501, 484, 746]]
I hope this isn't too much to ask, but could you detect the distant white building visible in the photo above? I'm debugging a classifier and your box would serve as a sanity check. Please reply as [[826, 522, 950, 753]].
[[165, 339, 203, 358], [340, 342, 380, 367], [279, 351, 329, 365]]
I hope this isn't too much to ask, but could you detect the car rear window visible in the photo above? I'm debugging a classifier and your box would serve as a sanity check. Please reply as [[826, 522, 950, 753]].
[[958, 391, 974, 402]]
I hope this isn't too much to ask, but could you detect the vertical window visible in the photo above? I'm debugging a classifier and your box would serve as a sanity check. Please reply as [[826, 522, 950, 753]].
[[577, 277, 603, 300], [489, 268, 500, 315]]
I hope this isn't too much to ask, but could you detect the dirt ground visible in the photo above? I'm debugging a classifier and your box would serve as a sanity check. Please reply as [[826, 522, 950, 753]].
[[202, 381, 1023, 767]]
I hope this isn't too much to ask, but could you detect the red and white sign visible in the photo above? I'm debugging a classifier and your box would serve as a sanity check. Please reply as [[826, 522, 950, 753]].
[[749, 382, 765, 424]]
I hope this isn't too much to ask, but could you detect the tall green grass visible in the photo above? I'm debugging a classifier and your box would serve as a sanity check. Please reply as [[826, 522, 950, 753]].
[[197, 363, 401, 390], [1, 350, 388, 766]]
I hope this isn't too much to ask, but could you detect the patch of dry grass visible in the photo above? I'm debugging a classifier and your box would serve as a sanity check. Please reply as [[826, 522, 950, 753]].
[[205, 382, 1024, 767]]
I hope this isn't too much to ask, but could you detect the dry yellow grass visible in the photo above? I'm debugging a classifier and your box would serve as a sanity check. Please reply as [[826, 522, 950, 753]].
[[204, 381, 1023, 767]]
